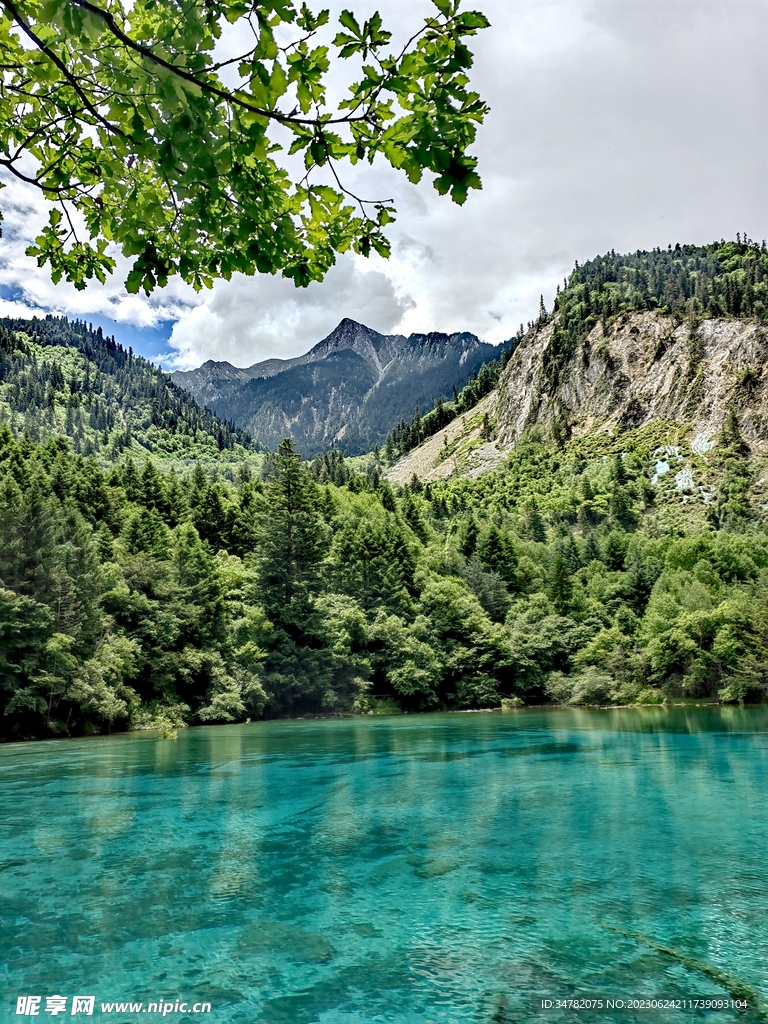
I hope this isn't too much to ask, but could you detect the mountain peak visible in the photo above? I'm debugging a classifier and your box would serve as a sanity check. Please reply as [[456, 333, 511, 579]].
[[304, 319, 396, 373], [315, 317, 385, 347], [172, 319, 500, 455]]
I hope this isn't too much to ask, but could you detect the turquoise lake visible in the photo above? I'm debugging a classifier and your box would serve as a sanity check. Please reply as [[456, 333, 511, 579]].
[[2, 708, 768, 1023]]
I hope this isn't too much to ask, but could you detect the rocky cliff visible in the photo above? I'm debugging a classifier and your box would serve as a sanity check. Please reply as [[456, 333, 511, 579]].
[[496, 311, 768, 446], [388, 311, 768, 484]]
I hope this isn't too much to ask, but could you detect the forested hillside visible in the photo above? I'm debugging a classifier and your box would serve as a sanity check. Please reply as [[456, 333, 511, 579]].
[[2, 243, 768, 741], [0, 317, 256, 464], [2, 409, 767, 740], [542, 237, 768, 390]]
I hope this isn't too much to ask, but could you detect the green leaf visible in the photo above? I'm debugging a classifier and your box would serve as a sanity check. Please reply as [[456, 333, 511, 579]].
[[456, 11, 491, 30], [0, 0, 488, 293], [338, 9, 362, 35]]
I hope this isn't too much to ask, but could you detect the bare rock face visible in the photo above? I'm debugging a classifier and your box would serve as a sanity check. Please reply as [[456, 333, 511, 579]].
[[495, 311, 768, 450], [387, 312, 768, 484]]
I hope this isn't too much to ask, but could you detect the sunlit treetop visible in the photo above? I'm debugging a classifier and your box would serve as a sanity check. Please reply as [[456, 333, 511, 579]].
[[0, 0, 490, 293]]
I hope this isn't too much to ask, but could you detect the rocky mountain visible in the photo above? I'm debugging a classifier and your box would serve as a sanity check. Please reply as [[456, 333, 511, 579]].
[[495, 311, 768, 448], [170, 359, 257, 405], [388, 240, 768, 484], [171, 318, 500, 456], [390, 311, 768, 483]]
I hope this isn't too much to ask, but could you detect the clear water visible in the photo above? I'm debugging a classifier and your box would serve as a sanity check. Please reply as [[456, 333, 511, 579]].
[[2, 708, 768, 1024]]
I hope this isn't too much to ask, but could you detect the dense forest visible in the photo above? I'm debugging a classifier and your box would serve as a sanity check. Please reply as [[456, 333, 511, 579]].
[[0, 317, 256, 463], [1, 408, 767, 740]]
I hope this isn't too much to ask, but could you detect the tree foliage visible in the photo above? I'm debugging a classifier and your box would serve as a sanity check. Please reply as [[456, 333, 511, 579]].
[[0, 0, 489, 292]]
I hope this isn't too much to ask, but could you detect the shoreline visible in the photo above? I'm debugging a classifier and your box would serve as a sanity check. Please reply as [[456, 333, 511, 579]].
[[3, 699, 761, 747]]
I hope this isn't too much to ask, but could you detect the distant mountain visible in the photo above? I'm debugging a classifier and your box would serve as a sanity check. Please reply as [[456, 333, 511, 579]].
[[171, 318, 501, 456]]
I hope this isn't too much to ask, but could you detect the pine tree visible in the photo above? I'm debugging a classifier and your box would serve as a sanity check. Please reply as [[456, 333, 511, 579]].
[[124, 508, 170, 559], [477, 525, 518, 585], [459, 515, 479, 557], [174, 524, 226, 647], [402, 493, 428, 543], [583, 530, 600, 563], [547, 551, 572, 613], [603, 531, 626, 571], [122, 456, 141, 502], [258, 439, 325, 633], [141, 460, 169, 517], [0, 473, 57, 603], [194, 484, 229, 552], [523, 498, 546, 543], [188, 462, 208, 509], [97, 522, 115, 561], [379, 483, 397, 513]]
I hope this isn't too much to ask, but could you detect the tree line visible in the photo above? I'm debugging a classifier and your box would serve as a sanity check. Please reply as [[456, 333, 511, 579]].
[[2, 402, 767, 740]]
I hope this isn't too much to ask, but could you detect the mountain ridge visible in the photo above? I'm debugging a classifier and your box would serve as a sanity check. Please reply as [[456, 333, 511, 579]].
[[171, 318, 501, 456], [388, 310, 768, 485]]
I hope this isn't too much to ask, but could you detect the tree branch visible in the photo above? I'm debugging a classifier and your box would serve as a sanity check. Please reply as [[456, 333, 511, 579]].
[[1, 0, 127, 139], [69, 0, 369, 128]]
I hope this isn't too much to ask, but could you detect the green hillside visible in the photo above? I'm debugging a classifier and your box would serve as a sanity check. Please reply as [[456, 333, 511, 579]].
[[2, 407, 767, 741], [0, 316, 258, 470]]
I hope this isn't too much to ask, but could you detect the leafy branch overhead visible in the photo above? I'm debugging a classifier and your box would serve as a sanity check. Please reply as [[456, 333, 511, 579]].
[[0, 0, 490, 293]]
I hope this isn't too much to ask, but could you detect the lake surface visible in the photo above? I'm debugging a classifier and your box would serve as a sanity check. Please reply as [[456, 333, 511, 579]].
[[2, 708, 768, 1024]]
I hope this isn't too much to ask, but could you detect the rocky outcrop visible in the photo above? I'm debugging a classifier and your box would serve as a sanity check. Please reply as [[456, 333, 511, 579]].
[[387, 312, 768, 483]]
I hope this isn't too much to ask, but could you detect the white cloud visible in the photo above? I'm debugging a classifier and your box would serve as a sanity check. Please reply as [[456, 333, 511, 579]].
[[0, 0, 766, 365], [166, 257, 415, 369], [0, 178, 198, 328]]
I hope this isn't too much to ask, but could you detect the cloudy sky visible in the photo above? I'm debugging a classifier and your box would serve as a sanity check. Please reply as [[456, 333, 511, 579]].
[[0, 0, 766, 368]]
